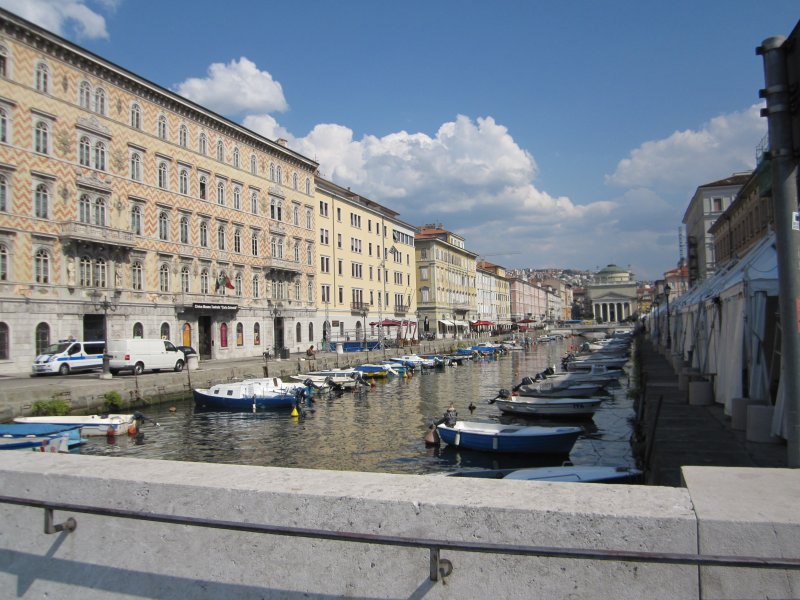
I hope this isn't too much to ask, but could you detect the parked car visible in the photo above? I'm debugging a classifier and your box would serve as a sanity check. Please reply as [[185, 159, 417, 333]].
[[176, 345, 197, 357], [31, 340, 105, 376], [107, 339, 184, 375]]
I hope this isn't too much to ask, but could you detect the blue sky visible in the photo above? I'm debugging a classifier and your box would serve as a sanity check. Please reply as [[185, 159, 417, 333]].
[[4, 0, 798, 279]]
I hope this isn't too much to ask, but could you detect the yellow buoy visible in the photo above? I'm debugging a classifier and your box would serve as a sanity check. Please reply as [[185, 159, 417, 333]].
[[290, 406, 299, 417]]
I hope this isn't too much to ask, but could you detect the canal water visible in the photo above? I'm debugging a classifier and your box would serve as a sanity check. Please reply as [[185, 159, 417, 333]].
[[79, 341, 637, 475]]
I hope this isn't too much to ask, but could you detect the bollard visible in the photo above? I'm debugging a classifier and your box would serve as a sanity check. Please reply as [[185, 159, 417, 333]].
[[731, 397, 763, 431], [746, 405, 779, 443], [688, 380, 713, 406]]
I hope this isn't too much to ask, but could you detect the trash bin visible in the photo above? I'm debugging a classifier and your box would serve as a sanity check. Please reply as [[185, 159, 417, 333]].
[[280, 347, 290, 359], [186, 354, 199, 371]]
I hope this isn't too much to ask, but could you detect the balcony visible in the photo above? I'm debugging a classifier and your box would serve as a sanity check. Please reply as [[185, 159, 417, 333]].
[[350, 301, 369, 313], [393, 304, 409, 315], [267, 257, 302, 275], [60, 221, 136, 249]]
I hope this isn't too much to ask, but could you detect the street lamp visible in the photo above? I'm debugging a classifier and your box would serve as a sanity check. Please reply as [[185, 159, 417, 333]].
[[91, 292, 118, 379], [664, 283, 672, 349], [652, 298, 660, 345], [270, 304, 282, 359]]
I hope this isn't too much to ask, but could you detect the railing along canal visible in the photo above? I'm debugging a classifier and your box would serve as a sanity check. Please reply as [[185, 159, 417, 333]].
[[3, 494, 800, 583]]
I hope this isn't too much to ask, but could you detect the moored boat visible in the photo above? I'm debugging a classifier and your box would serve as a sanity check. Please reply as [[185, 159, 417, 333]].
[[13, 414, 135, 436], [0, 423, 84, 450], [354, 364, 396, 378], [514, 381, 605, 399], [290, 369, 364, 390], [435, 421, 582, 454], [193, 377, 305, 410], [446, 465, 642, 483], [492, 396, 604, 418]]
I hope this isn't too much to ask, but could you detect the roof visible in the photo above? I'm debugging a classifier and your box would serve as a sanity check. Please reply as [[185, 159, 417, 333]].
[[597, 264, 627, 275], [698, 173, 752, 189]]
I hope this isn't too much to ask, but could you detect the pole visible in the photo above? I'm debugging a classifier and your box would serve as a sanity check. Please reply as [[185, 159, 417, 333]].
[[758, 36, 800, 466]]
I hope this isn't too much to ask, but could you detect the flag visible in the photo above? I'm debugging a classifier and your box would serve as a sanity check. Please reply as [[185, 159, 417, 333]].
[[215, 274, 224, 291], [224, 276, 235, 290]]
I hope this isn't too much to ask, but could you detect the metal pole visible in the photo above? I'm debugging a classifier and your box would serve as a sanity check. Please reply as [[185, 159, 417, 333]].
[[758, 36, 800, 466]]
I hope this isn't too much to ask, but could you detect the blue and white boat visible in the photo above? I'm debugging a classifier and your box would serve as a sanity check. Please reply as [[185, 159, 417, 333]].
[[446, 465, 642, 483], [435, 421, 582, 454], [193, 377, 306, 410], [0, 423, 84, 450], [354, 364, 397, 378], [393, 355, 436, 369]]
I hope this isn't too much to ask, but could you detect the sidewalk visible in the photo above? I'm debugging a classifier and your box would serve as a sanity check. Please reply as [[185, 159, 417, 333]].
[[635, 337, 787, 486]]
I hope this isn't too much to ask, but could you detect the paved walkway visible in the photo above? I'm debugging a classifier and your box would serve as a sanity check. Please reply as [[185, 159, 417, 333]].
[[635, 337, 786, 486]]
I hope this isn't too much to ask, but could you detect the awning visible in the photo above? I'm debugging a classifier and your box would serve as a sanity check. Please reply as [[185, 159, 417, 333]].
[[438, 319, 454, 327], [369, 319, 402, 327], [518, 318, 535, 324], [453, 320, 469, 327], [470, 320, 494, 327]]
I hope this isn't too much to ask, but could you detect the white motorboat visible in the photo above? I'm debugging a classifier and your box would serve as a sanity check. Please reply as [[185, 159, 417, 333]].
[[13, 414, 135, 436], [492, 396, 604, 418], [290, 368, 364, 390]]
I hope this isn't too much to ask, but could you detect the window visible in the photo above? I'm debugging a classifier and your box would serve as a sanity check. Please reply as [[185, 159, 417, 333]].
[[158, 211, 169, 241], [233, 186, 241, 210], [0, 244, 6, 281], [79, 194, 91, 223], [199, 221, 208, 247], [250, 154, 257, 175], [321, 284, 330, 304], [93, 197, 106, 226], [294, 242, 300, 263], [320, 256, 330, 273], [180, 216, 189, 244], [307, 281, 313, 303], [235, 274, 242, 297], [94, 141, 106, 171], [337, 233, 342, 249], [160, 322, 170, 340], [34, 249, 49, 283], [251, 231, 259, 256], [0, 45, 8, 79], [79, 256, 91, 287], [130, 103, 141, 129], [200, 269, 209, 294], [217, 224, 225, 250], [276, 165, 282, 184], [293, 173, 298, 190], [127, 151, 143, 182], [305, 178, 311, 195], [34, 121, 48, 154], [132, 262, 143, 290], [293, 204, 300, 226], [237, 322, 244, 345], [181, 266, 190, 293], [320, 228, 329, 245], [199, 175, 207, 200], [216, 140, 224, 162], [79, 136, 90, 166], [35, 63, 49, 93], [0, 322, 7, 360], [133, 322, 144, 338], [217, 181, 225, 205], [234, 228, 241, 253], [319, 200, 328, 217], [130, 205, 142, 235], [179, 124, 187, 147], [305, 208, 313, 229], [34, 184, 48, 219], [0, 107, 8, 144], [269, 162, 275, 181], [0, 175, 6, 212], [250, 190, 258, 214], [253, 322, 261, 345], [79, 81, 91, 109], [270, 197, 282, 220], [306, 242, 313, 266], [159, 264, 170, 293], [252, 274, 260, 299], [233, 147, 240, 168], [199, 133, 207, 155], [158, 162, 168, 189], [94, 258, 107, 287], [35, 322, 50, 355], [179, 168, 188, 195], [157, 115, 167, 140], [220, 323, 228, 348], [94, 88, 105, 115], [296, 322, 302, 343]]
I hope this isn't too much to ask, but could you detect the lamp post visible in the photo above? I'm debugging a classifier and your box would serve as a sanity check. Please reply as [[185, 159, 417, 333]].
[[360, 307, 368, 352], [652, 298, 660, 346], [91, 292, 118, 379], [664, 283, 672, 349], [270, 305, 281, 359]]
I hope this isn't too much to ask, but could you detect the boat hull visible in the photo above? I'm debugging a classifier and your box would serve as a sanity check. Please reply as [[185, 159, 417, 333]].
[[192, 389, 297, 410], [494, 397, 603, 417], [447, 465, 642, 483], [436, 422, 581, 454], [13, 415, 134, 436]]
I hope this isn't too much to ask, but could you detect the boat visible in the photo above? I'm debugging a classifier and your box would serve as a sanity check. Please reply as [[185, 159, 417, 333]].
[[446, 465, 642, 483], [381, 360, 409, 374], [193, 377, 306, 410], [514, 381, 606, 398], [435, 421, 582, 454], [0, 423, 85, 450], [13, 414, 135, 436], [290, 369, 365, 390], [491, 395, 604, 418], [393, 355, 437, 369], [354, 364, 396, 378], [532, 364, 622, 386]]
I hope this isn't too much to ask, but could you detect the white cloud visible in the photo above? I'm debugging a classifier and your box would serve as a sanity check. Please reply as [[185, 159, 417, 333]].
[[174, 58, 288, 116], [606, 104, 765, 190], [0, 0, 110, 39]]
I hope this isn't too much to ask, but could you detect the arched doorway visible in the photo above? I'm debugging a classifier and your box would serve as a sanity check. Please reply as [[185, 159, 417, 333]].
[[182, 322, 192, 346]]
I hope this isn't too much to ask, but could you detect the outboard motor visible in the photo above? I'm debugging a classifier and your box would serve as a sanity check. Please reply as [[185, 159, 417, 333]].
[[488, 388, 512, 404], [521, 376, 534, 386]]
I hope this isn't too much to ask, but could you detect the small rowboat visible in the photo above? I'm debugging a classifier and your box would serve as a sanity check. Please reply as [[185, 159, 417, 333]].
[[435, 421, 582, 454], [13, 414, 135, 436], [493, 396, 604, 418]]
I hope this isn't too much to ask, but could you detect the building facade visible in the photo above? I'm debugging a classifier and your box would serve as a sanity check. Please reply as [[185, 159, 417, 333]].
[[415, 224, 477, 338], [682, 172, 750, 287], [314, 178, 416, 347], [0, 9, 319, 373], [586, 264, 638, 322], [476, 261, 512, 332]]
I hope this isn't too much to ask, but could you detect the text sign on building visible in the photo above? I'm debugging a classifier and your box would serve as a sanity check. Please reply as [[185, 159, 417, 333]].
[[192, 303, 238, 311]]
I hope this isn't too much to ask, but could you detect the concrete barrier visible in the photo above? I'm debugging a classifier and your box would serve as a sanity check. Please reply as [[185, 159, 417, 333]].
[[689, 380, 714, 406], [678, 367, 700, 392], [730, 397, 762, 431], [746, 405, 780, 444]]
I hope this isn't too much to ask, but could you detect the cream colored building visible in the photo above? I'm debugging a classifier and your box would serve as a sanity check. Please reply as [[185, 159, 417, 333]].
[[0, 9, 319, 373], [476, 261, 511, 331], [314, 178, 416, 347], [415, 224, 477, 338]]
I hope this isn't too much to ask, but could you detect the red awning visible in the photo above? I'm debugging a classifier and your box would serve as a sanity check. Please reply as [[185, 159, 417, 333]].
[[518, 318, 535, 324], [369, 319, 402, 326], [470, 320, 494, 327]]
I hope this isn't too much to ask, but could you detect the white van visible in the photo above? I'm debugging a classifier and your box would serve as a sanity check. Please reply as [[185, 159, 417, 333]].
[[107, 339, 185, 375], [31, 340, 106, 376]]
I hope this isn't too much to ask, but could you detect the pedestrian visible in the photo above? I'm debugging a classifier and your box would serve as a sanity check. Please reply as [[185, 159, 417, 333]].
[[306, 345, 316, 358], [436, 402, 458, 427]]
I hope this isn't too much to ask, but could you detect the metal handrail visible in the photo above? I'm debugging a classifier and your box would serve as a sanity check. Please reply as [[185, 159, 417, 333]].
[[3, 494, 800, 583]]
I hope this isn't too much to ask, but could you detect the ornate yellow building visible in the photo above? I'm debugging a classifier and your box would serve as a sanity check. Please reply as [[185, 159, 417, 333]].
[[314, 178, 416, 348], [0, 9, 319, 373]]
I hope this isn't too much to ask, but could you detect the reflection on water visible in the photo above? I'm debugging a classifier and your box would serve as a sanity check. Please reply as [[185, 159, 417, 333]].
[[80, 341, 636, 475]]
